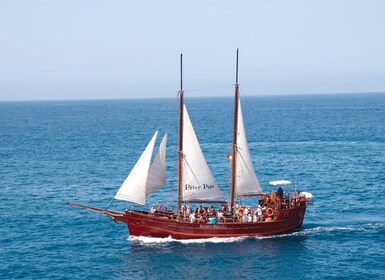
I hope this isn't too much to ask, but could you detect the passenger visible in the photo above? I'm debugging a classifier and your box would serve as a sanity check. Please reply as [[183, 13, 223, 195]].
[[196, 205, 203, 217], [242, 214, 248, 223], [189, 212, 196, 223], [157, 201, 166, 212], [209, 216, 218, 224], [209, 206, 216, 216], [263, 195, 269, 207], [199, 215, 206, 223], [237, 206, 244, 222], [247, 213, 252, 223], [150, 205, 156, 214], [277, 186, 283, 197], [253, 213, 258, 222], [256, 205, 263, 221], [202, 208, 207, 218], [217, 210, 224, 222]]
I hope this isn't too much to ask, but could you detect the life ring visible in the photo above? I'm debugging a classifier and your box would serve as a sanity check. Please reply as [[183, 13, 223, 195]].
[[266, 207, 274, 217]]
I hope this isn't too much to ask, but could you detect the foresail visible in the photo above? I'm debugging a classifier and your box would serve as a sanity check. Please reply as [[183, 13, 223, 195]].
[[235, 100, 262, 194], [114, 131, 158, 205], [182, 105, 223, 201], [146, 133, 167, 195]]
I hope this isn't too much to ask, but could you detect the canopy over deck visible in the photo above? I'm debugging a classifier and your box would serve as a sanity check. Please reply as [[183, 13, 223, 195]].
[[269, 180, 291, 186]]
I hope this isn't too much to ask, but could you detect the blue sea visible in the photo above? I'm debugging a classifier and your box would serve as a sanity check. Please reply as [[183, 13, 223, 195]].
[[1, 93, 385, 279]]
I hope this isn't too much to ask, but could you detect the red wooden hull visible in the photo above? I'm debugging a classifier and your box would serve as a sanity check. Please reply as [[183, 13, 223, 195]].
[[122, 204, 306, 239], [67, 201, 307, 239]]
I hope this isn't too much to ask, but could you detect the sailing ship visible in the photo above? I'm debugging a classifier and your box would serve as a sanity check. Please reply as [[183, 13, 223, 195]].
[[68, 50, 309, 239]]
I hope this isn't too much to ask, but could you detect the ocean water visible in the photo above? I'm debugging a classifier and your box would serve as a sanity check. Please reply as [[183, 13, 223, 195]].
[[1, 93, 385, 279]]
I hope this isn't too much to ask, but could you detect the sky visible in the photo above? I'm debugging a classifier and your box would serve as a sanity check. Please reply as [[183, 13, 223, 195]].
[[1, 0, 385, 101]]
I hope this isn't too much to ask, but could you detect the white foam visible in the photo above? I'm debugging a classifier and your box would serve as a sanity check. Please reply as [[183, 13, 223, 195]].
[[127, 223, 385, 244], [128, 235, 246, 244]]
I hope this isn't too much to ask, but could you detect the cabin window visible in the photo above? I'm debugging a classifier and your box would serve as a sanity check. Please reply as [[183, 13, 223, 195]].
[[284, 213, 289, 220], [291, 212, 296, 219]]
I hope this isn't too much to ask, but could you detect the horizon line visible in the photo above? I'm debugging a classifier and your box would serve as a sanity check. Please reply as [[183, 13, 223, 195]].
[[1, 91, 385, 103]]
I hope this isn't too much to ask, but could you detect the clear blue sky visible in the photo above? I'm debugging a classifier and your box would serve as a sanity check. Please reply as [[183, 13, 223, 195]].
[[1, 1, 384, 101]]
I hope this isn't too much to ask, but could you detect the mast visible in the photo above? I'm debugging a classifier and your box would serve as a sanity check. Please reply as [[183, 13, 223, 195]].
[[230, 48, 239, 212], [177, 53, 184, 216]]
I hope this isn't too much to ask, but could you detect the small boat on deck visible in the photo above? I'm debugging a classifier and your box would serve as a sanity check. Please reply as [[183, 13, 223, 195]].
[[68, 49, 309, 239]]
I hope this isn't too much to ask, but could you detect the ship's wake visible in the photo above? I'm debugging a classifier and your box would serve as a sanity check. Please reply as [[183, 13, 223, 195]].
[[128, 222, 385, 244], [129, 235, 247, 244], [257, 222, 385, 239]]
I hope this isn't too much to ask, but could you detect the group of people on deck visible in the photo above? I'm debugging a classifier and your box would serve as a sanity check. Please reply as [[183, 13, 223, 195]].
[[150, 201, 167, 214], [188, 205, 221, 224], [234, 204, 266, 223], [178, 203, 270, 224], [149, 187, 305, 223], [149, 199, 275, 223]]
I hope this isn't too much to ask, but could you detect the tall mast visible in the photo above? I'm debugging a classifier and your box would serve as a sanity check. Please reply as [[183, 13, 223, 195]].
[[177, 53, 184, 216], [230, 48, 239, 212]]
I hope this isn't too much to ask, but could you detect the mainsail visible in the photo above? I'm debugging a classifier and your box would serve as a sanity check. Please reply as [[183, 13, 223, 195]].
[[181, 104, 223, 201], [114, 131, 167, 205], [234, 100, 262, 194]]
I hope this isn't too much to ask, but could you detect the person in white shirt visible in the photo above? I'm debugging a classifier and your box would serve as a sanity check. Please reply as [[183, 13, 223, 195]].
[[256, 205, 263, 221], [247, 213, 252, 223], [217, 210, 224, 222], [189, 212, 196, 223]]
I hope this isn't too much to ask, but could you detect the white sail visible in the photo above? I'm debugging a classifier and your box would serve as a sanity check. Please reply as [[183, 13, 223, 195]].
[[146, 133, 167, 195], [182, 105, 223, 201], [114, 131, 158, 205], [235, 100, 262, 194]]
